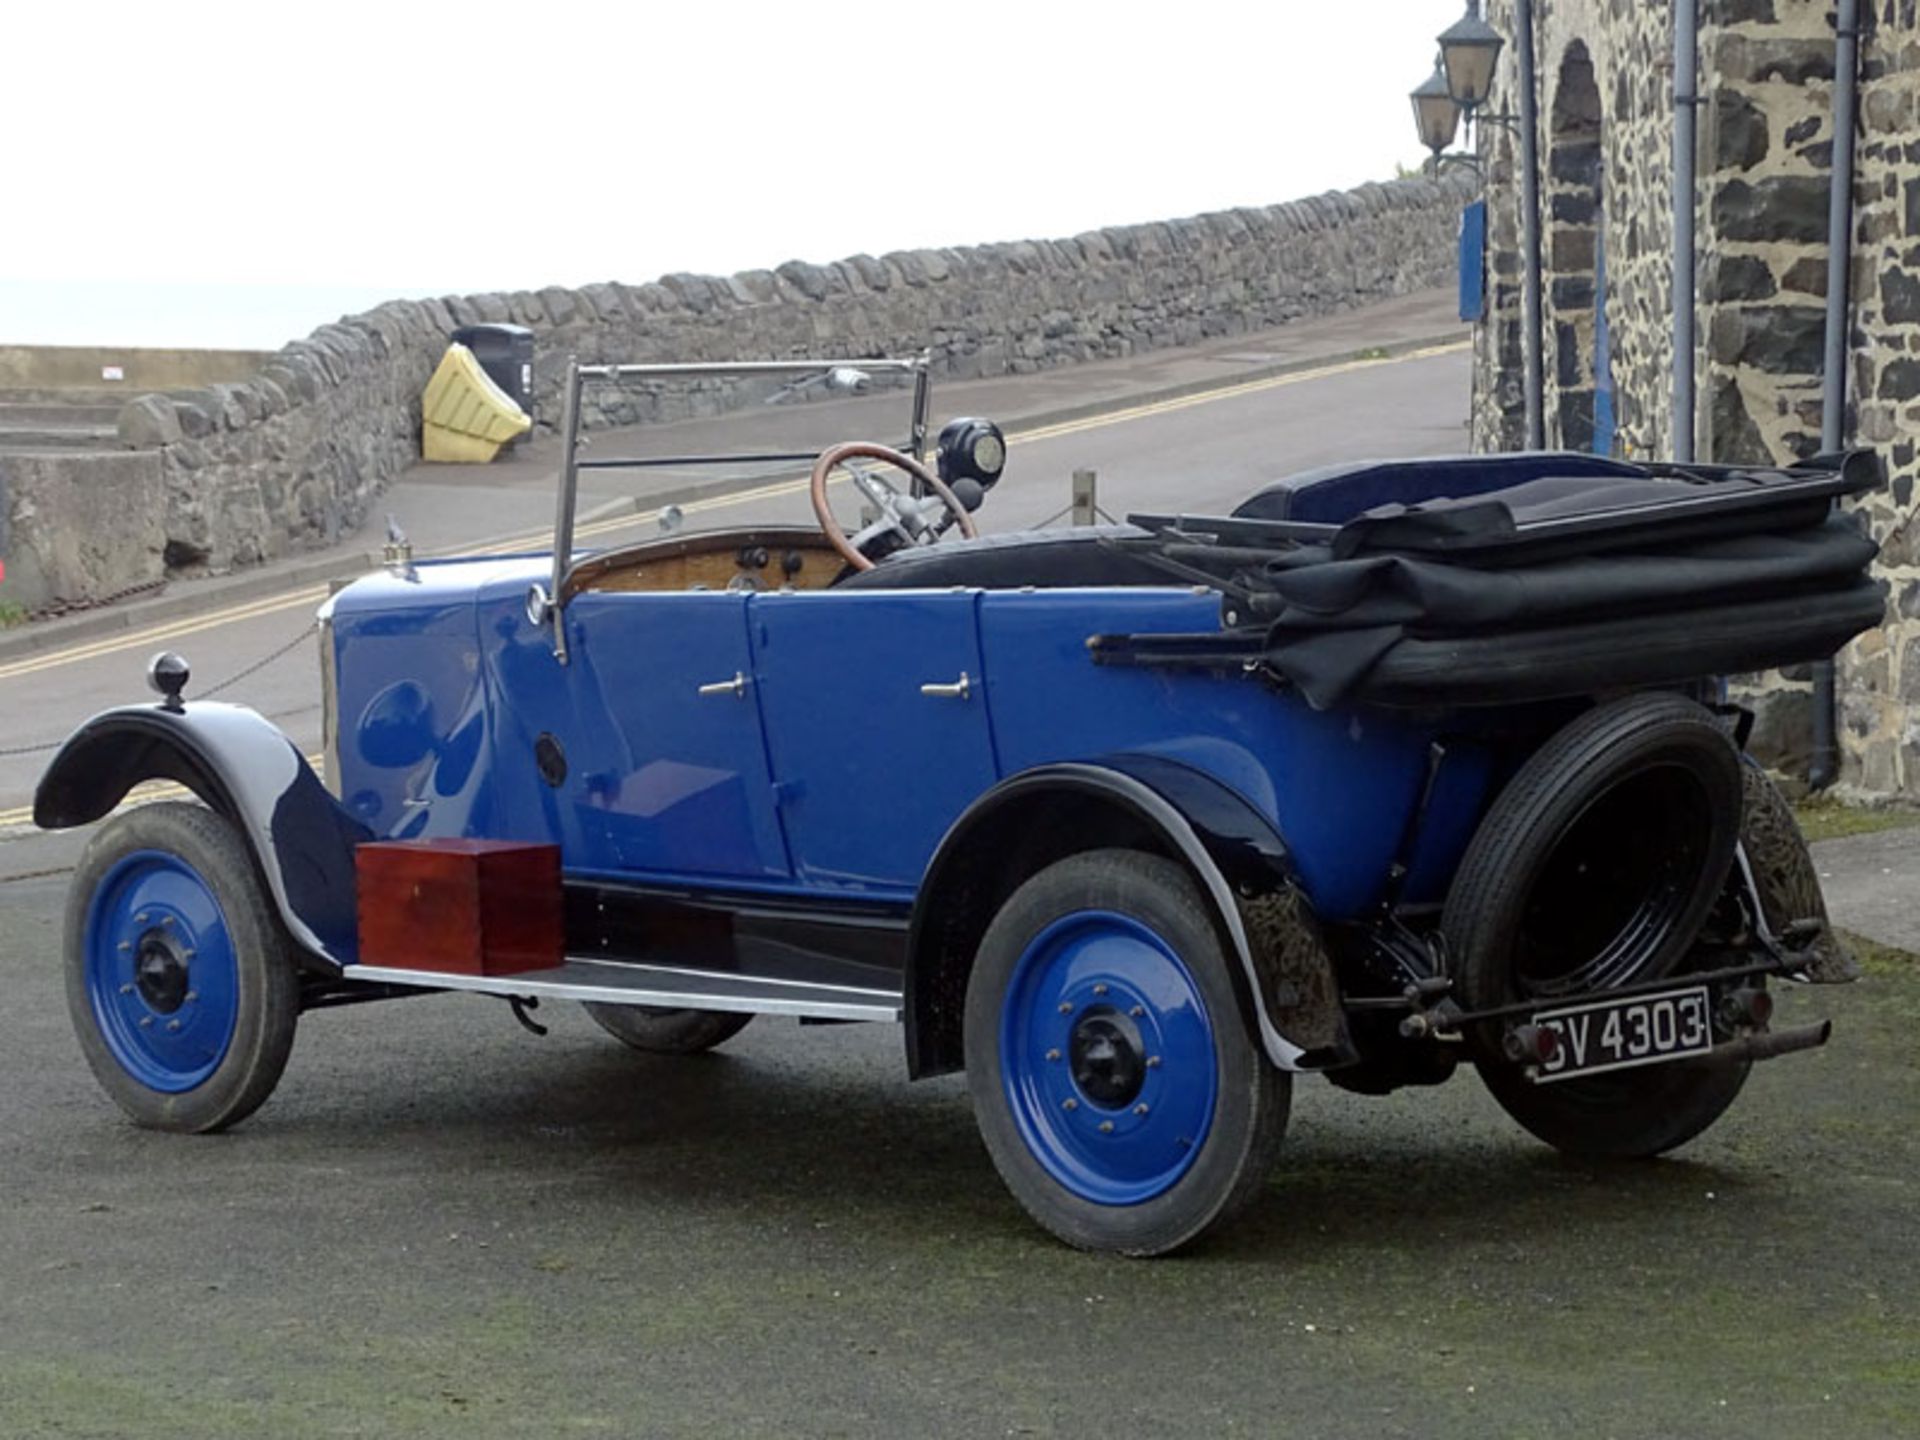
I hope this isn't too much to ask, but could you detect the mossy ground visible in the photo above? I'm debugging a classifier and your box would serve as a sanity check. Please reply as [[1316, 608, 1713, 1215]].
[[3, 883, 1917, 1439], [1791, 795, 1920, 844]]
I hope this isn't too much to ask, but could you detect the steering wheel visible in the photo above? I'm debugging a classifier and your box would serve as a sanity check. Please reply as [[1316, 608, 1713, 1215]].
[[810, 441, 979, 572]]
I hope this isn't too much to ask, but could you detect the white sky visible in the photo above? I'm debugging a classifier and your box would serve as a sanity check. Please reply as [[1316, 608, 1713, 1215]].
[[0, 0, 1458, 349]]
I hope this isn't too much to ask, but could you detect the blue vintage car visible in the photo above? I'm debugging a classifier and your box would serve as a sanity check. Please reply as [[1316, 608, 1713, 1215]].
[[35, 356, 1885, 1254]]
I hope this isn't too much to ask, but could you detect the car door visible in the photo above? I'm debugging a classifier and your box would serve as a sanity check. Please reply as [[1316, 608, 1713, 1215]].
[[748, 589, 999, 891], [563, 590, 790, 881]]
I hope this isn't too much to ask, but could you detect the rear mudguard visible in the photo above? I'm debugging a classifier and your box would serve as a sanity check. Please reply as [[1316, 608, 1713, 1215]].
[[34, 702, 368, 970], [1736, 761, 1857, 983], [908, 757, 1356, 1076]]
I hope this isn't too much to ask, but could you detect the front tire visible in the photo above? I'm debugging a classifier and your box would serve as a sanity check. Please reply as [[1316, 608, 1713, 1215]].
[[964, 849, 1289, 1255], [64, 802, 300, 1133]]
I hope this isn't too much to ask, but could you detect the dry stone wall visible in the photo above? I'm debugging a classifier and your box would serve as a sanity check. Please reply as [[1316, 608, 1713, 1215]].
[[0, 174, 1473, 613]]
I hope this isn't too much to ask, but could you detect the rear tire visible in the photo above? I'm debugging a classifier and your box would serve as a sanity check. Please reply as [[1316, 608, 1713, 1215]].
[[582, 1004, 753, 1055], [1443, 693, 1750, 1157], [964, 849, 1289, 1255]]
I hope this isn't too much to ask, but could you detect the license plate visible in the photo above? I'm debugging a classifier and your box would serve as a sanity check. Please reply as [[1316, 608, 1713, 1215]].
[[1529, 985, 1714, 1084]]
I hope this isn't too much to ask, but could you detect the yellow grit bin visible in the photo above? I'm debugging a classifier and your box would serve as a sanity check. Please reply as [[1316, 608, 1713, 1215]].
[[421, 343, 532, 463]]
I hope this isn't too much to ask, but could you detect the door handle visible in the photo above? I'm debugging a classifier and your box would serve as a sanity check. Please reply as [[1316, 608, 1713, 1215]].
[[919, 672, 972, 700], [697, 672, 749, 699]]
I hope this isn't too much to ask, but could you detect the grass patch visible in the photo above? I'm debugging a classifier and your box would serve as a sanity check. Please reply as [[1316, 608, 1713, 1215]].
[[1840, 928, 1919, 976], [1792, 795, 1920, 844], [0, 600, 25, 629]]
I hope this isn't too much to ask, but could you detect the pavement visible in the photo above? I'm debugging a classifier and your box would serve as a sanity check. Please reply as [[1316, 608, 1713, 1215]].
[[1814, 826, 1920, 954]]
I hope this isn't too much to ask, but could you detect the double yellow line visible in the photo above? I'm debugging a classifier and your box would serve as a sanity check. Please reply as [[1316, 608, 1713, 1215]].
[[552, 339, 1468, 548], [0, 338, 1466, 690], [0, 586, 332, 684], [0, 340, 1465, 835], [0, 752, 328, 834]]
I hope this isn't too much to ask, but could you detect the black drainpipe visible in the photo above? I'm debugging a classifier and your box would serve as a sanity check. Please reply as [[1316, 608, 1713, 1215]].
[[1811, 0, 1861, 790], [1673, 0, 1699, 463]]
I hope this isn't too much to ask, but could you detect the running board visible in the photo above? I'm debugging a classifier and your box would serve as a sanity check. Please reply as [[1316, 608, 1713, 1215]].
[[341, 956, 903, 1023]]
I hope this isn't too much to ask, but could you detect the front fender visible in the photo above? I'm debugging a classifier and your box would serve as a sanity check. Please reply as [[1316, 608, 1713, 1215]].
[[35, 702, 369, 970], [908, 757, 1355, 1077]]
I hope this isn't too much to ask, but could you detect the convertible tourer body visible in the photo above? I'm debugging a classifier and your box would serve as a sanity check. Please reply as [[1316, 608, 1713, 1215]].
[[36, 355, 1884, 1253]]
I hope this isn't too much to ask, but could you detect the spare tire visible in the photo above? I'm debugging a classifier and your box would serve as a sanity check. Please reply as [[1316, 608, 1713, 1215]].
[[1443, 691, 1744, 1016], [1441, 691, 1749, 1157]]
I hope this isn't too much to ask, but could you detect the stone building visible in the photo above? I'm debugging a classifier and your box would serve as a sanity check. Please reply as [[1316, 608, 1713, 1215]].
[[1469, 0, 1919, 800]]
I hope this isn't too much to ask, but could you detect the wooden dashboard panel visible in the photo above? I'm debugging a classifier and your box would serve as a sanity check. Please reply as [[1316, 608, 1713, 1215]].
[[564, 527, 847, 598]]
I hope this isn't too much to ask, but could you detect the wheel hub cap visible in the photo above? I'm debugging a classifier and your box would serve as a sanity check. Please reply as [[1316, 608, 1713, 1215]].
[[134, 932, 190, 1014], [1069, 1008, 1146, 1107]]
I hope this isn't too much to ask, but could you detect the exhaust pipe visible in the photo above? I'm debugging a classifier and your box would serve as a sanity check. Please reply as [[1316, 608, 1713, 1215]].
[[1703, 1019, 1832, 1067]]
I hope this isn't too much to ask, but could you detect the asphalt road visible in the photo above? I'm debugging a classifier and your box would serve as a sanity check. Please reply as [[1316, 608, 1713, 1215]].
[[3, 342, 1917, 1438], [0, 343, 1470, 825]]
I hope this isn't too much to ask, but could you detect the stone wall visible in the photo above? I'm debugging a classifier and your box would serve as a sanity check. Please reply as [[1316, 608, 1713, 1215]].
[[0, 174, 1471, 614], [1471, 0, 1920, 801], [1838, 0, 1920, 794], [0, 451, 167, 609]]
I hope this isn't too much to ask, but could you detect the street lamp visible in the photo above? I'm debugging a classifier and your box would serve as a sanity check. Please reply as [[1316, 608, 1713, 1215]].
[[1410, 61, 1462, 165], [1416, 0, 1545, 452], [1438, 0, 1505, 112]]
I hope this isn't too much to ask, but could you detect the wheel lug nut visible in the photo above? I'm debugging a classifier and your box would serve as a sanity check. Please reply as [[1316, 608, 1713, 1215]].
[[1129, 1005, 1145, 1017], [1134, 1104, 1150, 1116], [165, 1020, 182, 1033], [1098, 1120, 1114, 1134], [119, 984, 134, 995], [1057, 1002, 1072, 1014], [1092, 983, 1108, 996], [1062, 1098, 1079, 1112], [1045, 1048, 1061, 1062], [185, 992, 198, 1004], [135, 913, 149, 924], [137, 1017, 153, 1029], [182, 950, 195, 960], [160, 916, 174, 929], [1146, 1056, 1162, 1068], [118, 942, 132, 954]]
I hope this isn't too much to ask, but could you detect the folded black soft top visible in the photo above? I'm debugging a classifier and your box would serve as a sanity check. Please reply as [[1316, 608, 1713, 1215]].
[[1100, 450, 1886, 709]]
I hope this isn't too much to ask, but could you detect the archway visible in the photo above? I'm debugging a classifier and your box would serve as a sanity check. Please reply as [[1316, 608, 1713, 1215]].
[[1546, 41, 1612, 454]]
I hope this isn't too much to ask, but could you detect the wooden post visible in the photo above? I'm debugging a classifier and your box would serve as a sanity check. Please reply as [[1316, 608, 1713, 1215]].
[[1071, 469, 1098, 527]]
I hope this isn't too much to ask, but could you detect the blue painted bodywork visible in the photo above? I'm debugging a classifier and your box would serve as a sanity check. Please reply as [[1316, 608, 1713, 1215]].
[[322, 557, 1494, 926]]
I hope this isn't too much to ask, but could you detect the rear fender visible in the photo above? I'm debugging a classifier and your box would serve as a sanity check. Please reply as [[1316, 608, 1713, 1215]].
[[906, 758, 1356, 1078], [34, 702, 369, 970], [1736, 760, 1857, 983]]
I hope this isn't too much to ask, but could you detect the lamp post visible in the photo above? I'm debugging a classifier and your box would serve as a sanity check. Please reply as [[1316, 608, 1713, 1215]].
[[1418, 0, 1544, 451]]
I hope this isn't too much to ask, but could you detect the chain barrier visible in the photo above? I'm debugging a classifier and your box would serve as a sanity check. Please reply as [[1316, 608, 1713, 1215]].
[[0, 620, 319, 758], [22, 575, 169, 622]]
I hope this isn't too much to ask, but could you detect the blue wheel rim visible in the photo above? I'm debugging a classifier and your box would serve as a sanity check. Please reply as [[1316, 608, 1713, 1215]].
[[83, 850, 240, 1093], [999, 910, 1217, 1206]]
